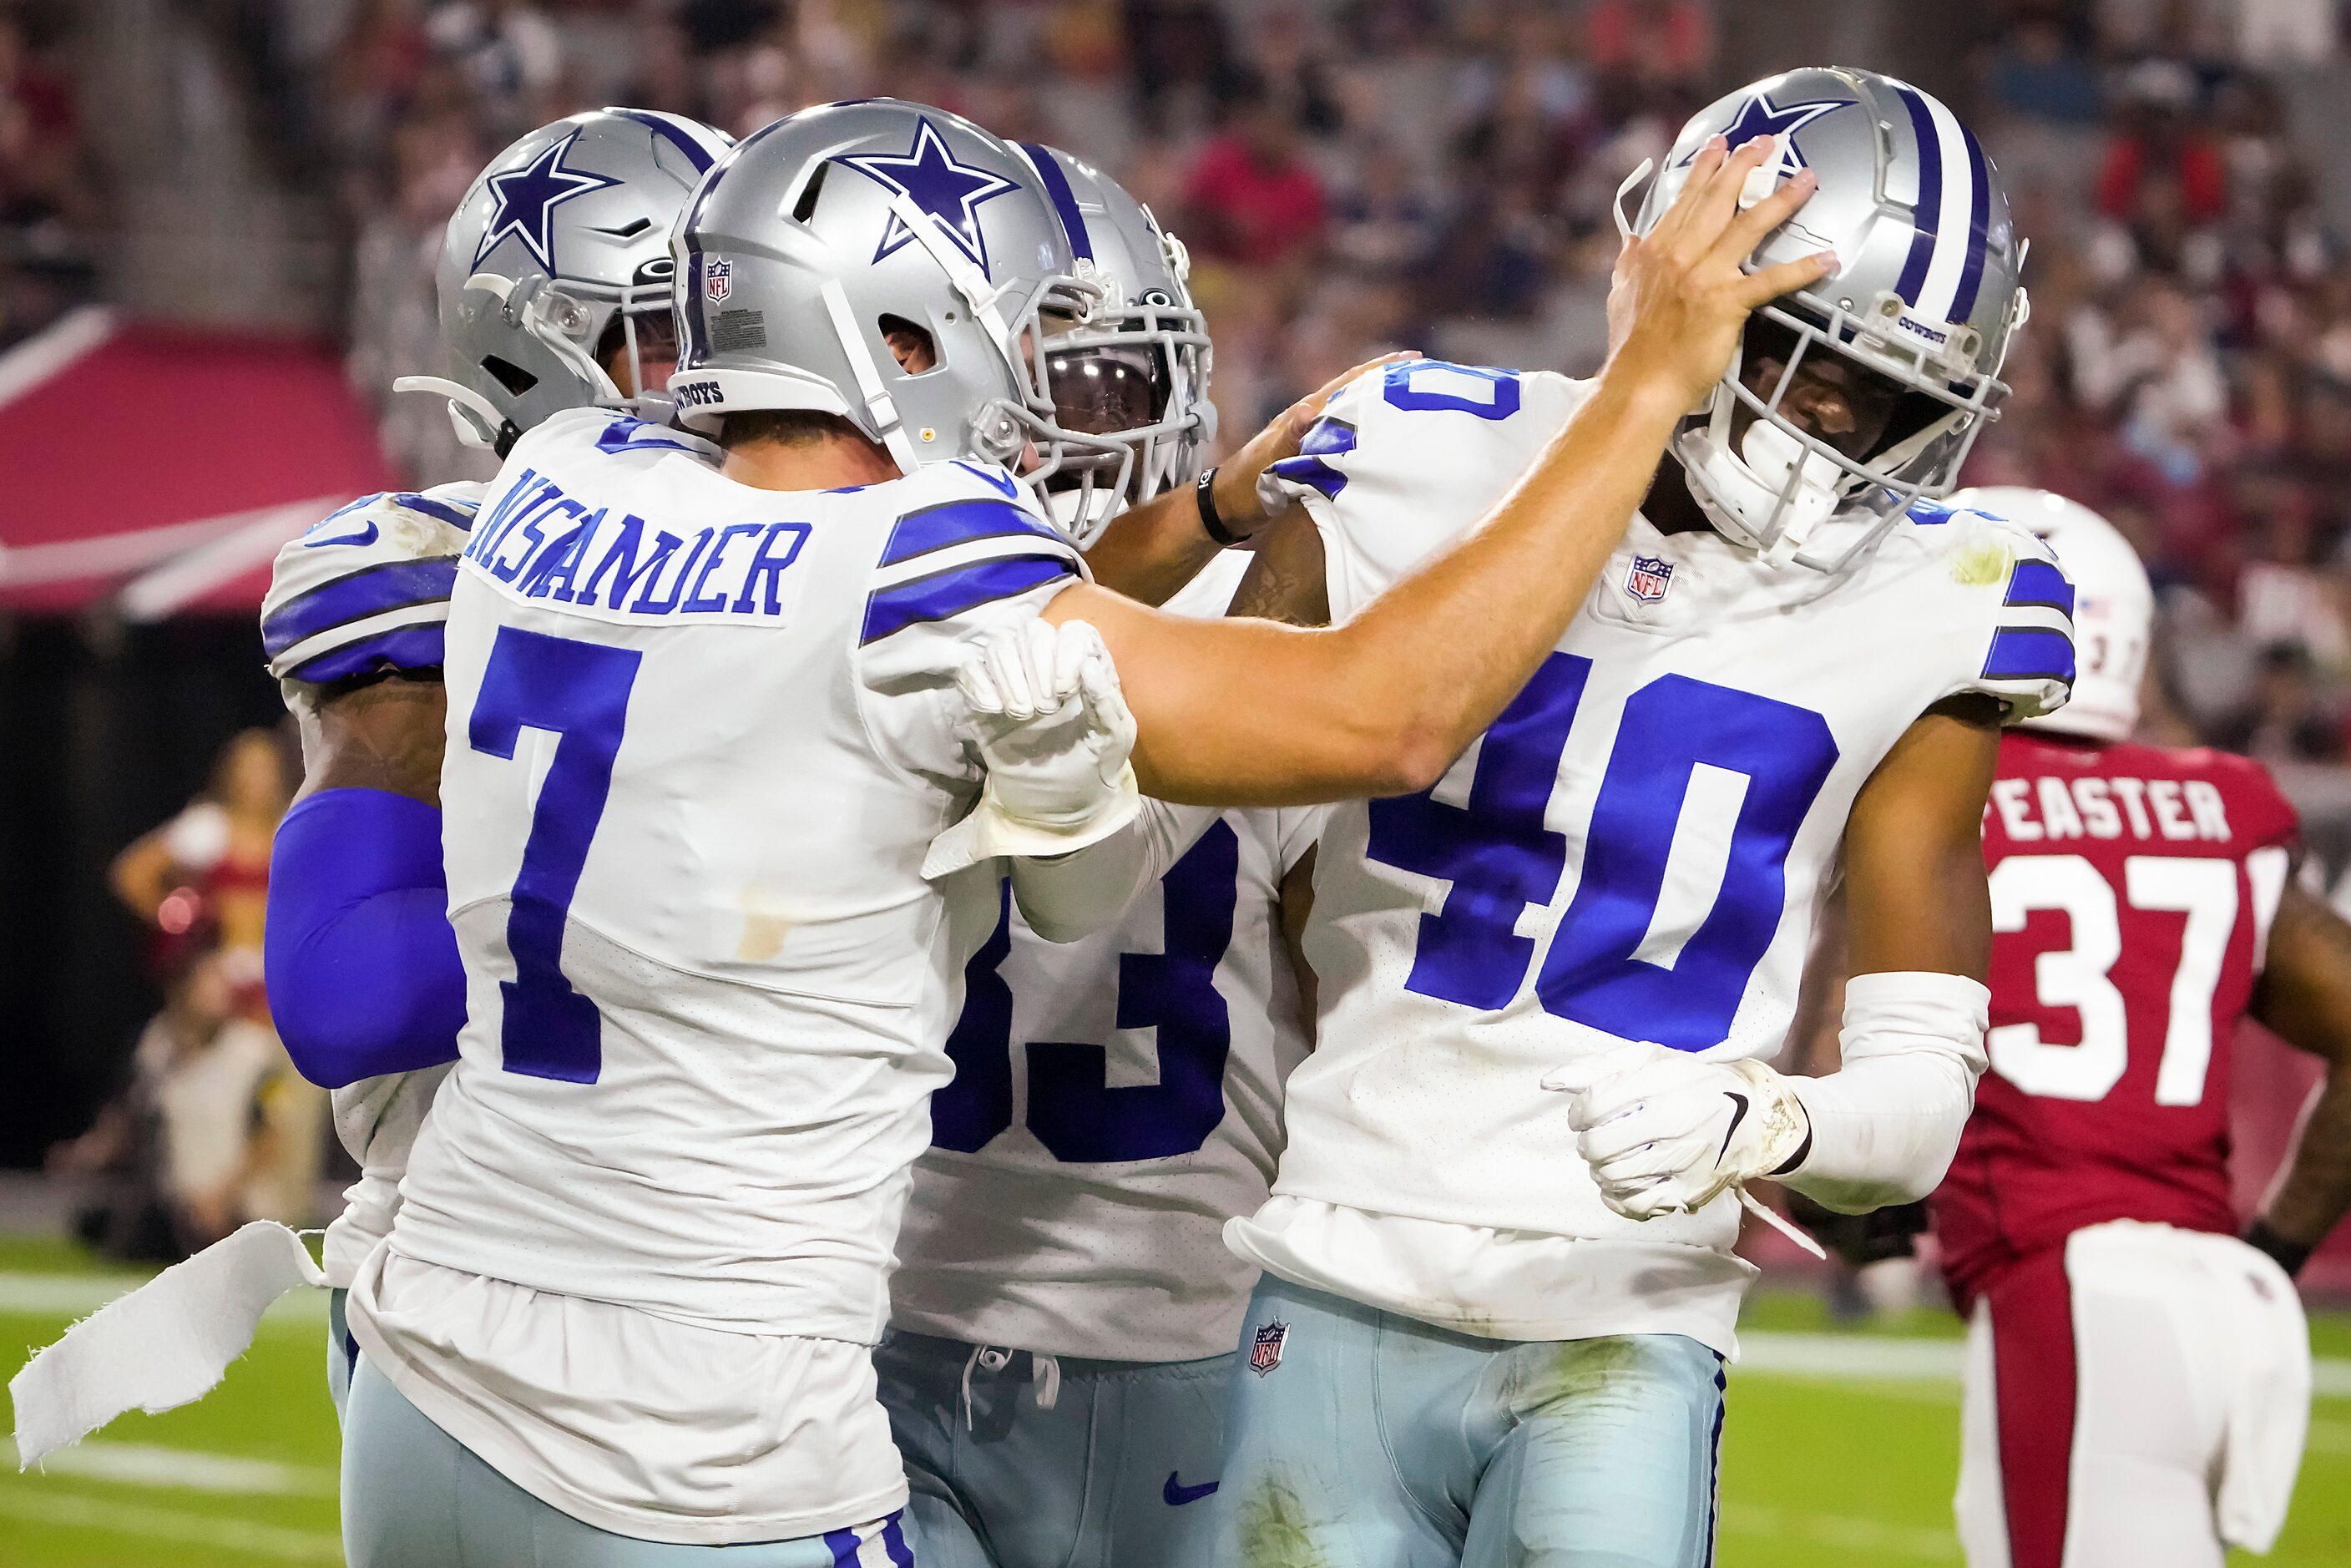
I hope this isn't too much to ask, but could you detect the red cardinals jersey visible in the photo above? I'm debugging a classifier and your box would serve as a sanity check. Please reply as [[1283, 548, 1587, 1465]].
[[1934, 731, 2298, 1308]]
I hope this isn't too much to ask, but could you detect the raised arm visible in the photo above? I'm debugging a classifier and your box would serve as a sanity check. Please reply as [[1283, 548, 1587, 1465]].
[[1046, 137, 1833, 807], [1081, 353, 1414, 608], [2244, 880, 2351, 1276]]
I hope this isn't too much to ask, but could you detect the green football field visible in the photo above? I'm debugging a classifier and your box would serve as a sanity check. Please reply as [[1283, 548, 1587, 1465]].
[[3, 1236, 2347, 1565]]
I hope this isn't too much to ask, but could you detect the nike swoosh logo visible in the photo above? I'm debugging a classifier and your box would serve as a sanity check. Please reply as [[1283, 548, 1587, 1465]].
[[1718, 1091, 1750, 1161], [303, 520, 378, 548], [1164, 1471, 1220, 1506]]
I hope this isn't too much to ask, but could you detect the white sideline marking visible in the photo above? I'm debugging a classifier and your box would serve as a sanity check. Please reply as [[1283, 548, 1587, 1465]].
[[0, 1489, 343, 1561], [1738, 1332, 1964, 1381], [0, 1271, 329, 1321], [1721, 1503, 1959, 1560], [1738, 1331, 2351, 1398], [5, 1438, 336, 1496]]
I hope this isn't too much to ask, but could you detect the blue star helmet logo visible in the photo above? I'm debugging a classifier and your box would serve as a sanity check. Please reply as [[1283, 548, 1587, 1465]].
[[1684, 90, 1852, 178], [473, 129, 623, 273], [832, 118, 1022, 278]]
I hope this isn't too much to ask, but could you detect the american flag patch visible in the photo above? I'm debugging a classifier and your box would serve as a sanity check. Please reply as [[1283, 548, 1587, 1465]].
[[1249, 1320, 1288, 1376], [1625, 554, 1674, 603]]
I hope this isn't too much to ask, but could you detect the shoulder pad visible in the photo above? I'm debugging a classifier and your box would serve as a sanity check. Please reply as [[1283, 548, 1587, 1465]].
[[263, 483, 483, 685], [1922, 511, 2075, 723]]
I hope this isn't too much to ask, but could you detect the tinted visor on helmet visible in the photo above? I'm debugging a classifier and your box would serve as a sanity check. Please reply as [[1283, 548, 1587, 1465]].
[[1044, 341, 1173, 438]]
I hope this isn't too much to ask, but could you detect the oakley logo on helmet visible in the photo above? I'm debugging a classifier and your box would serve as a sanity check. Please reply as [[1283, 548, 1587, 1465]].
[[832, 117, 1022, 276], [473, 129, 622, 272]]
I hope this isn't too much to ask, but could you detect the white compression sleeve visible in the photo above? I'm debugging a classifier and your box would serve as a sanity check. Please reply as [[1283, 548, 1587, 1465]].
[[1007, 799, 1221, 943], [1783, 970, 1990, 1215]]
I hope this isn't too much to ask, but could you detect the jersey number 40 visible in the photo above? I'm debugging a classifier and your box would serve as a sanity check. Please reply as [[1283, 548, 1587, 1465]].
[[1366, 650, 1838, 1050]]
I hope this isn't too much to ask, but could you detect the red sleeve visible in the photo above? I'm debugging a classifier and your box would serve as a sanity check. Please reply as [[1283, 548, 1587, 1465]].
[[2217, 752, 2300, 852], [2096, 139, 2140, 219], [2182, 143, 2227, 222]]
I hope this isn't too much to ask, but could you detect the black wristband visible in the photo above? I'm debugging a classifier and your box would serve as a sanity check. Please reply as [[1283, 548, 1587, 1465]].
[[1196, 468, 1244, 549], [2245, 1217, 2314, 1280]]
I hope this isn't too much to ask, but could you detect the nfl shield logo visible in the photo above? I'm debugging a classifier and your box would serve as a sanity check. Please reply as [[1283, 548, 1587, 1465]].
[[706, 256, 733, 303], [1625, 554, 1674, 604], [1249, 1320, 1288, 1377]]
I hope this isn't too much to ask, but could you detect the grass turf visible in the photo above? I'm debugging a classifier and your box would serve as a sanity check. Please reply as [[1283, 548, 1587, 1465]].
[[2, 1242, 2344, 1565]]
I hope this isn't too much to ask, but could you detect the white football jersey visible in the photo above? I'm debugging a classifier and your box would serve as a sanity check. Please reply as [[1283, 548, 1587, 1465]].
[[891, 554, 1321, 1363], [1247, 362, 2072, 1318], [384, 407, 1083, 1343], [261, 483, 483, 1287]]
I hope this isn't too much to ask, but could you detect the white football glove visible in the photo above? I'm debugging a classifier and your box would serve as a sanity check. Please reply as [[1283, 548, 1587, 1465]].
[[1543, 1043, 1813, 1221], [923, 617, 1141, 878]]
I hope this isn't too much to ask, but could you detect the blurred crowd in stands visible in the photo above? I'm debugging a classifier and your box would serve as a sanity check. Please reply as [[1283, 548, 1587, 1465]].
[[0, 3, 94, 349], [18, 0, 2351, 765]]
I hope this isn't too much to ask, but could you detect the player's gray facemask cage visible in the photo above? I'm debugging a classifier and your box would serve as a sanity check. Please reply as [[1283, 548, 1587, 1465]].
[[400, 109, 735, 454], [1009, 144, 1216, 549], [664, 99, 1100, 514], [1630, 67, 2030, 573]]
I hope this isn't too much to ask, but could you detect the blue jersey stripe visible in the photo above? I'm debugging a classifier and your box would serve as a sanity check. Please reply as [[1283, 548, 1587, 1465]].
[[1893, 88, 1941, 307], [1019, 142, 1091, 262], [284, 622, 447, 684], [1299, 416, 1358, 456], [1269, 454, 1346, 499], [1270, 416, 1358, 499], [1949, 123, 1994, 323], [390, 491, 479, 532], [2002, 559, 2075, 618], [860, 554, 1074, 645], [263, 558, 459, 658], [607, 107, 719, 173], [878, 498, 1060, 569], [1982, 627, 2076, 686]]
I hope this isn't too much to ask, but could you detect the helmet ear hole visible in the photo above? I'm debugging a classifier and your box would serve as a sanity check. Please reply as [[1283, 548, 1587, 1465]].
[[877, 315, 937, 374], [483, 355, 538, 396]]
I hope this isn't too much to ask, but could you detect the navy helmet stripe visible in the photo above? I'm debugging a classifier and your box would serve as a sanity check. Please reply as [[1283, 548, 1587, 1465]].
[[264, 558, 461, 658], [608, 108, 718, 174], [877, 497, 1062, 569], [1949, 123, 1994, 323], [1893, 87, 1942, 308], [860, 554, 1075, 645], [285, 622, 447, 685], [1019, 142, 1091, 262]]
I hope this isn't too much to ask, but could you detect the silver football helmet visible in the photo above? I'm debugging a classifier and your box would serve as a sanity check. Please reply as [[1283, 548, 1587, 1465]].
[[398, 108, 734, 453], [1631, 68, 2030, 571], [1015, 144, 1215, 546], [666, 100, 1096, 496]]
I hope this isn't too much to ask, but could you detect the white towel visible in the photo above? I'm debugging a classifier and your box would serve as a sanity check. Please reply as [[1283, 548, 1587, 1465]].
[[9, 1221, 326, 1467]]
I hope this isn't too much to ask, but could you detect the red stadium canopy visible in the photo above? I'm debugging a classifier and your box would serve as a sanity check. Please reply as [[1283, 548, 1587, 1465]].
[[0, 309, 397, 618]]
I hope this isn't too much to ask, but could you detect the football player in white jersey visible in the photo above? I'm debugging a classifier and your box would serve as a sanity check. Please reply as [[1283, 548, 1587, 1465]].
[[876, 146, 1320, 1568], [1193, 68, 2068, 1568], [336, 96, 1828, 1564], [259, 107, 735, 1419]]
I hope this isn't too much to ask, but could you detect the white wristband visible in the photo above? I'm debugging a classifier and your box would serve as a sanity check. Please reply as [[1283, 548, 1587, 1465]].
[[1785, 970, 1990, 1214]]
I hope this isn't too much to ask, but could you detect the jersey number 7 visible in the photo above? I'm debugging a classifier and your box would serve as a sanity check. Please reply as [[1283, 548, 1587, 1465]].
[[468, 625, 642, 1083]]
